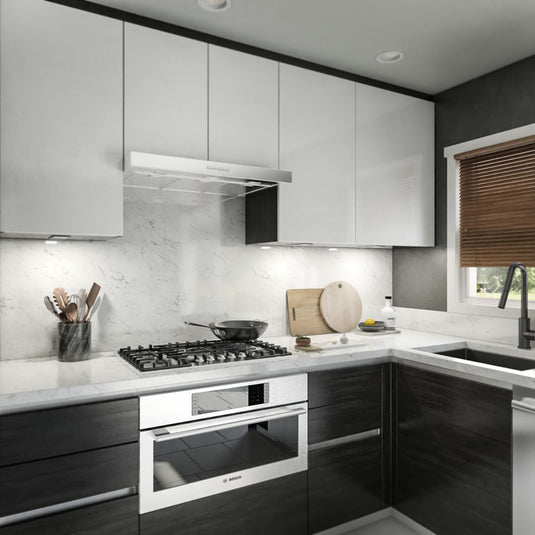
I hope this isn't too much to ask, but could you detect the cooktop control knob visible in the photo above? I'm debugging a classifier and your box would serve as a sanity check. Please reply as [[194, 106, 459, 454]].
[[205, 354, 215, 363], [195, 355, 204, 364], [216, 354, 226, 362], [227, 353, 236, 360], [238, 352, 246, 360]]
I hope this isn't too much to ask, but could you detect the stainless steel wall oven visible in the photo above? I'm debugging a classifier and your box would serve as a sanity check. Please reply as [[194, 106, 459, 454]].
[[139, 374, 308, 513]]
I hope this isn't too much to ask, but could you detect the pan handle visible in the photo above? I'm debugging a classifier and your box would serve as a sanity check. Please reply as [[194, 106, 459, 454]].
[[184, 321, 211, 329]]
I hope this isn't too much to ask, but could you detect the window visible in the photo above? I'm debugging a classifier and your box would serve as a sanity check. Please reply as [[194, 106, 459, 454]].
[[445, 124, 535, 317]]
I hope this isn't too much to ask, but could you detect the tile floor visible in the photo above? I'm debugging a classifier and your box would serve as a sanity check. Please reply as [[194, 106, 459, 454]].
[[342, 517, 422, 535]]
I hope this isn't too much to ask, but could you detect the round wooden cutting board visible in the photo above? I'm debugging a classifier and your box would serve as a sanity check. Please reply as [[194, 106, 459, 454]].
[[319, 281, 362, 333]]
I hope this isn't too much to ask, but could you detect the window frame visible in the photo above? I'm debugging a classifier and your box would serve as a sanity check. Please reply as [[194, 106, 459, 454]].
[[445, 123, 535, 318]]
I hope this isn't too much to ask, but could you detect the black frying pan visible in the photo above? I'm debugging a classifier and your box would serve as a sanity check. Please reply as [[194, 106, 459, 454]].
[[184, 320, 268, 341]]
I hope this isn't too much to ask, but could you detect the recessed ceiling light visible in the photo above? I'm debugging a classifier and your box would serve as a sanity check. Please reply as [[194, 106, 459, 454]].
[[197, 0, 231, 12], [260, 245, 271, 250], [328, 248, 339, 251], [376, 51, 404, 64]]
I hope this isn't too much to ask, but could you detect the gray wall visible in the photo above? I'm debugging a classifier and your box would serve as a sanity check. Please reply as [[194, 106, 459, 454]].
[[393, 54, 535, 311]]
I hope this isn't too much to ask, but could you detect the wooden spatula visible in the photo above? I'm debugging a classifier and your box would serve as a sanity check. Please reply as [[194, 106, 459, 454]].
[[82, 282, 101, 322]]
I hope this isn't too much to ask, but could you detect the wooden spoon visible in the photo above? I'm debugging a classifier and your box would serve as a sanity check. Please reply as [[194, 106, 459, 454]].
[[66, 302, 78, 323], [82, 282, 101, 322]]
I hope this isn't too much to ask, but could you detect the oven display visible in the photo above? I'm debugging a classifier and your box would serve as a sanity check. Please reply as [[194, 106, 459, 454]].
[[192, 383, 268, 415]]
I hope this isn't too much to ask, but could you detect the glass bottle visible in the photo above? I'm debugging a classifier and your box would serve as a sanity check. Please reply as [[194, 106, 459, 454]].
[[380, 296, 396, 330]]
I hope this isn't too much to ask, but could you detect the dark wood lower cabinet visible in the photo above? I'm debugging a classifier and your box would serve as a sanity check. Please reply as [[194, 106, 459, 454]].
[[140, 473, 307, 535], [308, 436, 383, 534], [394, 364, 512, 535], [0, 396, 140, 534], [308, 365, 382, 411], [0, 496, 139, 535], [397, 452, 510, 535], [0, 443, 138, 517], [308, 400, 381, 444], [0, 398, 139, 467], [307, 364, 387, 533]]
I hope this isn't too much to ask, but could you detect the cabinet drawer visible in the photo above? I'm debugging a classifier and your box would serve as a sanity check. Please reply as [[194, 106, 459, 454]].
[[0, 443, 138, 517], [0, 398, 138, 466], [308, 365, 382, 409], [308, 400, 381, 444], [308, 436, 383, 533], [0, 496, 138, 535], [140, 473, 307, 535]]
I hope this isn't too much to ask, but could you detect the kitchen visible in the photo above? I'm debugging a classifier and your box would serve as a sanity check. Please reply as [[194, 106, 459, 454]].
[[1, 0, 535, 534]]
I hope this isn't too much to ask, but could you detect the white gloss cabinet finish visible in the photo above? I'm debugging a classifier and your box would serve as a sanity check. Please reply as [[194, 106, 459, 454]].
[[0, 0, 123, 239], [278, 64, 356, 245], [124, 23, 208, 160], [355, 83, 434, 246], [208, 46, 278, 168]]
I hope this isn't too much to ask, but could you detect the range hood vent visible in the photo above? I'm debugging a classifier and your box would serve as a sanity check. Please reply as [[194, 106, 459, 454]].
[[124, 152, 291, 199]]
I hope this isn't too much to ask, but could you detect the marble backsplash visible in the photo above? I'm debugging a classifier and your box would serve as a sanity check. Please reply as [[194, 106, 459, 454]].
[[395, 307, 521, 348], [0, 188, 393, 360]]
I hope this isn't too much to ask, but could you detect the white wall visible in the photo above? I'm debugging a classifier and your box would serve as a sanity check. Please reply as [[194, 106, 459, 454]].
[[0, 188, 392, 360]]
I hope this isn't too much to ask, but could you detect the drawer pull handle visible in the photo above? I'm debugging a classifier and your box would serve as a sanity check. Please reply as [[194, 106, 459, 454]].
[[309, 428, 381, 452]]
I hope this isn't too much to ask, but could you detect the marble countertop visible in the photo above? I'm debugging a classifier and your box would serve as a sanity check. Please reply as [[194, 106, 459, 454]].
[[3, 329, 535, 414]]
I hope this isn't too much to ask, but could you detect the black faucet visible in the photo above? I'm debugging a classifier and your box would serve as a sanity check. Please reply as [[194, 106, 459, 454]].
[[498, 262, 535, 349]]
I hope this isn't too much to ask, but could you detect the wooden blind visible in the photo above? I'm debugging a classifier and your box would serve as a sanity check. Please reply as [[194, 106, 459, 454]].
[[457, 137, 535, 267]]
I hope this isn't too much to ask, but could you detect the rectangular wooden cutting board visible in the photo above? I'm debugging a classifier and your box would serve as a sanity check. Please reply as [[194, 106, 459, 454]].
[[286, 289, 335, 336]]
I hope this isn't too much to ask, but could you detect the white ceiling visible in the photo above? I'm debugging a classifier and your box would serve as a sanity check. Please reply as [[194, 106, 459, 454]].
[[90, 0, 535, 94]]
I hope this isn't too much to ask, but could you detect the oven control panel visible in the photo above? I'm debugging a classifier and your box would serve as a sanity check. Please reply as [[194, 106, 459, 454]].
[[192, 383, 269, 415], [249, 383, 268, 405], [139, 374, 307, 429]]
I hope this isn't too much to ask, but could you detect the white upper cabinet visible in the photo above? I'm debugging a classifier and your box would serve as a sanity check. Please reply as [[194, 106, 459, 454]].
[[0, 0, 123, 239], [355, 83, 434, 246], [124, 23, 208, 160], [278, 64, 356, 244], [208, 46, 278, 168]]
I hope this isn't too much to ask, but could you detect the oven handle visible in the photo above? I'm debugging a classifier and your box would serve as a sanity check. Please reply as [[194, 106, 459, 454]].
[[152, 405, 307, 443]]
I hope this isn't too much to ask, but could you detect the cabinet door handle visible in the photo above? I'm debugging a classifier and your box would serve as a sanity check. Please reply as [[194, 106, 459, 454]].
[[308, 428, 381, 452]]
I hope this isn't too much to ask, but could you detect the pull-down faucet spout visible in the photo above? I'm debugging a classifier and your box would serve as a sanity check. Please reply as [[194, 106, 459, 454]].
[[498, 262, 535, 349]]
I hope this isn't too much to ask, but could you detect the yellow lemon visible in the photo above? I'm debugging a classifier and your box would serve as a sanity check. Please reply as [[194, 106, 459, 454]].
[[364, 318, 376, 326]]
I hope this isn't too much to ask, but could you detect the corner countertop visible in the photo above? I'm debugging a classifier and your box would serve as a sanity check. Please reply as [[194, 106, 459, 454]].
[[2, 329, 535, 414]]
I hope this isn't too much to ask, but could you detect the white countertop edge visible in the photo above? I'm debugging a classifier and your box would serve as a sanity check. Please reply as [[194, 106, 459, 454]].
[[2, 329, 535, 414]]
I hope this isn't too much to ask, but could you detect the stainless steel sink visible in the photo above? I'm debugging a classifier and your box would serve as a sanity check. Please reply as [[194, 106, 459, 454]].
[[432, 347, 535, 371]]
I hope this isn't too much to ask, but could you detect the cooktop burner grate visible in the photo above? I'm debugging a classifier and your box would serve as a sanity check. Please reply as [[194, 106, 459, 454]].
[[118, 339, 291, 372]]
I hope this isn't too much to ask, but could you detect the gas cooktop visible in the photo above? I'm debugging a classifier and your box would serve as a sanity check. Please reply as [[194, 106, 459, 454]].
[[118, 339, 291, 372]]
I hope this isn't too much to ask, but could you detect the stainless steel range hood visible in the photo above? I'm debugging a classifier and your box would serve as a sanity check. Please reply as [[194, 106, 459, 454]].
[[124, 152, 292, 199]]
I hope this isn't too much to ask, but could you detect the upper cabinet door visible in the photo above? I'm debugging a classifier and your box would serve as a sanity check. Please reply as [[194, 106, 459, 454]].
[[355, 84, 434, 246], [278, 65, 356, 244], [0, 0, 123, 239], [124, 23, 208, 159], [209, 46, 278, 168]]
